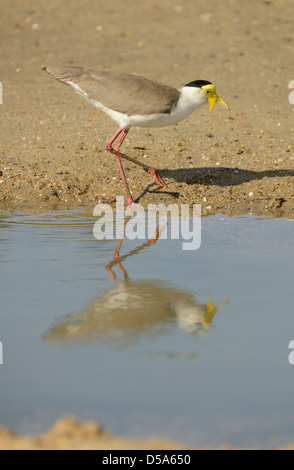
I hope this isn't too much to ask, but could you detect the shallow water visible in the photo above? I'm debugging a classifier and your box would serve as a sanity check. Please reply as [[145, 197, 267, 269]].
[[0, 209, 294, 448]]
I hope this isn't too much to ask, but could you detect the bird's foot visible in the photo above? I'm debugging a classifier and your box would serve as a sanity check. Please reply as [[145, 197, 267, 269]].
[[147, 168, 167, 188], [127, 195, 135, 205]]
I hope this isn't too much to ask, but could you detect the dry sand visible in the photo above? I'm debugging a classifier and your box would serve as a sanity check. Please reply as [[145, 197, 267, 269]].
[[1, 0, 294, 216], [1, 0, 294, 450]]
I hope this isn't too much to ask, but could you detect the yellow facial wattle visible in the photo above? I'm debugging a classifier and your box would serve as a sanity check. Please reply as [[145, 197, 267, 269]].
[[202, 84, 230, 112]]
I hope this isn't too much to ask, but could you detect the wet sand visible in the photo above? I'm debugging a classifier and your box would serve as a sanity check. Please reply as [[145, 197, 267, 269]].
[[0, 416, 187, 450], [0, 416, 293, 450], [1, 0, 294, 450]]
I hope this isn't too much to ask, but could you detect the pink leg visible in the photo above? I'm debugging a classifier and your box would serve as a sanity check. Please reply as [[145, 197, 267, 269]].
[[105, 128, 134, 205], [113, 131, 134, 205], [105, 128, 168, 202]]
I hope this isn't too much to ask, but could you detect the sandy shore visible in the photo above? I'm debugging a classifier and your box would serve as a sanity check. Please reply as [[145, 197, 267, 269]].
[[1, 0, 294, 450], [1, 0, 294, 217], [0, 416, 187, 451], [0, 416, 293, 450]]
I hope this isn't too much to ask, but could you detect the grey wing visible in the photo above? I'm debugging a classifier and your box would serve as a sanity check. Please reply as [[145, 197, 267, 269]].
[[43, 66, 180, 116]]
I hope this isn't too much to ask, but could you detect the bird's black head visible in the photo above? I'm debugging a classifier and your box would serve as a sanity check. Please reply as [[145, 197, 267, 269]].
[[184, 80, 212, 88]]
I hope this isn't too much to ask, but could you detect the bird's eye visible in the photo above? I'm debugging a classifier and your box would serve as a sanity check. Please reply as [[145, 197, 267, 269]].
[[205, 90, 210, 94]]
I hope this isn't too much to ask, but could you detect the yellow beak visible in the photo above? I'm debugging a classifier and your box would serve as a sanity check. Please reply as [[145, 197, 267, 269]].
[[208, 93, 230, 112]]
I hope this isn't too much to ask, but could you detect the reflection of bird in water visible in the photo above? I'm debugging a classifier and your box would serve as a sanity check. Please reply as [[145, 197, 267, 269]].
[[44, 214, 228, 349], [174, 293, 227, 334], [44, 279, 227, 348]]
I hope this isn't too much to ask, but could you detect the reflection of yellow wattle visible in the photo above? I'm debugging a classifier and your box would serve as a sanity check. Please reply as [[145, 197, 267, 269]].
[[202, 294, 229, 329]]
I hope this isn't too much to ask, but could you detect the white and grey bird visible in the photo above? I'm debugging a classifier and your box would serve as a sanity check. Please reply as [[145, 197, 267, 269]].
[[42, 66, 230, 204]]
